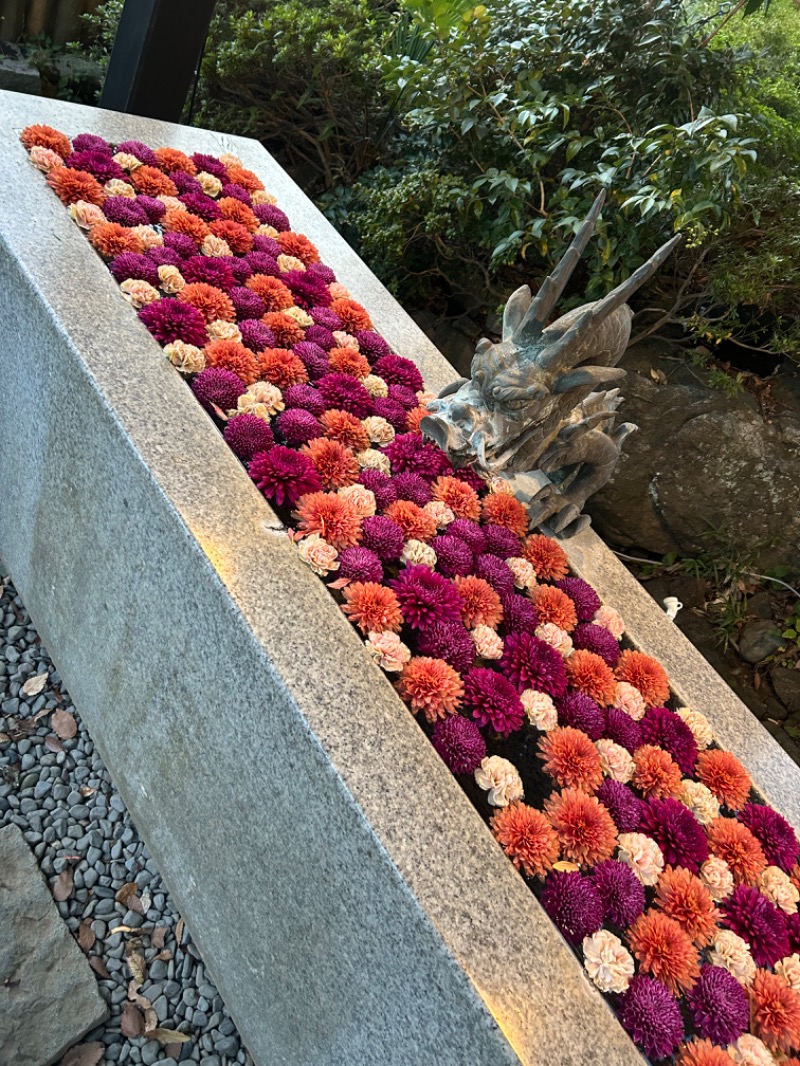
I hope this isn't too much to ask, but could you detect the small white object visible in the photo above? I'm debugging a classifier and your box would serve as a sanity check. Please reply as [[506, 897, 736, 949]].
[[663, 596, 683, 621]]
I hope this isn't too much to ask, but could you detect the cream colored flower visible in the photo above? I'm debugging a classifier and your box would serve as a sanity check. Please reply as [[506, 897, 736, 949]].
[[487, 475, 515, 495], [197, 171, 222, 197], [329, 282, 351, 300], [593, 605, 625, 640], [131, 225, 162, 250], [28, 145, 63, 172], [158, 195, 185, 212], [362, 416, 395, 445], [401, 539, 437, 568], [416, 390, 437, 406], [357, 449, 391, 474], [164, 341, 205, 375], [285, 305, 313, 327], [710, 929, 756, 986], [521, 690, 558, 731], [207, 319, 242, 343], [362, 374, 389, 398], [297, 533, 339, 576], [219, 152, 243, 167], [700, 856, 735, 902], [728, 1034, 775, 1065], [596, 739, 635, 783], [472, 625, 504, 660], [119, 279, 159, 308], [69, 200, 105, 229], [277, 254, 306, 273], [333, 330, 358, 350], [201, 234, 233, 257], [157, 265, 186, 295], [617, 833, 664, 886], [364, 631, 411, 673], [679, 779, 720, 825], [239, 382, 284, 417], [113, 151, 142, 172], [102, 178, 136, 198], [612, 681, 646, 720], [257, 224, 279, 238], [337, 484, 377, 518], [676, 707, 714, 749], [535, 622, 573, 658], [506, 557, 538, 591], [760, 866, 799, 914], [424, 501, 455, 529], [474, 756, 524, 807], [775, 953, 800, 993], [582, 930, 635, 994], [251, 189, 277, 206]]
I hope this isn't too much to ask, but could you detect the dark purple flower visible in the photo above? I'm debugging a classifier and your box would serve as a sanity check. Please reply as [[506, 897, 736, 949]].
[[109, 250, 158, 285], [370, 397, 409, 433], [306, 262, 336, 285], [170, 171, 203, 196], [190, 367, 244, 413], [482, 525, 520, 559], [474, 554, 515, 595], [590, 859, 645, 928], [641, 705, 698, 776], [358, 470, 396, 511], [147, 247, 183, 269], [294, 342, 330, 381], [385, 433, 451, 480], [499, 592, 539, 635], [251, 234, 281, 257], [431, 535, 473, 579], [283, 384, 326, 418], [362, 515, 404, 561], [448, 519, 487, 555], [116, 140, 158, 166], [178, 192, 222, 221], [248, 446, 321, 507], [135, 195, 166, 223], [686, 965, 749, 1045], [104, 196, 150, 227], [739, 802, 800, 873], [556, 691, 605, 741], [282, 270, 331, 310], [239, 319, 275, 352], [432, 716, 486, 775], [787, 911, 800, 954], [556, 577, 602, 622], [463, 667, 524, 736], [223, 413, 274, 461], [720, 884, 790, 967], [393, 471, 432, 507], [618, 976, 683, 1060], [310, 307, 341, 330], [317, 373, 373, 418], [139, 299, 207, 347], [232, 287, 267, 322], [220, 182, 251, 203], [454, 466, 486, 493], [540, 871, 604, 946], [253, 203, 290, 230], [191, 152, 227, 179], [338, 547, 383, 584], [499, 632, 568, 697], [163, 232, 196, 258], [372, 354, 424, 392], [353, 330, 391, 363], [276, 409, 322, 447], [417, 623, 476, 676], [639, 797, 708, 872], [72, 133, 111, 154], [66, 150, 125, 183], [247, 251, 280, 276], [390, 566, 464, 630], [388, 384, 418, 410], [604, 707, 643, 755], [305, 324, 336, 351], [572, 623, 620, 668], [596, 780, 644, 833], [181, 255, 235, 291]]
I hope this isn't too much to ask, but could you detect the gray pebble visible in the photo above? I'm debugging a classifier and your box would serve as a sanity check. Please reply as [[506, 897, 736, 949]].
[[149, 959, 168, 981], [192, 1011, 208, 1029], [141, 1041, 161, 1066], [182, 988, 198, 1008], [214, 1036, 239, 1056], [153, 994, 169, 1022]]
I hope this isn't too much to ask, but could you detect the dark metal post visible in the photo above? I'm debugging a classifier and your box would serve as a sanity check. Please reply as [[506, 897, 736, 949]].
[[99, 0, 216, 123]]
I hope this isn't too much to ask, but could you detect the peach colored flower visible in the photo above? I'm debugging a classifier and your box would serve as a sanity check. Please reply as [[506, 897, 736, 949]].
[[475, 756, 524, 807], [361, 416, 395, 445], [296, 533, 339, 576], [677, 707, 714, 749], [158, 195, 184, 212], [103, 178, 136, 198], [472, 625, 504, 660], [700, 856, 735, 902], [164, 341, 205, 374], [239, 382, 284, 416], [487, 475, 515, 495], [727, 1035, 776, 1066], [364, 631, 411, 673], [534, 622, 574, 658], [131, 225, 163, 250], [251, 189, 277, 205], [760, 866, 799, 914], [201, 234, 233, 257], [219, 152, 244, 167], [120, 279, 160, 308], [612, 680, 646, 720], [113, 151, 142, 172], [207, 319, 242, 343], [356, 449, 391, 474], [775, 954, 800, 994], [416, 389, 437, 406], [617, 832, 665, 885], [278, 254, 306, 273], [710, 929, 756, 986], [506, 557, 538, 591], [521, 689, 558, 731], [680, 779, 720, 825], [257, 223, 279, 238], [197, 171, 223, 197], [157, 265, 185, 294], [285, 305, 314, 327], [593, 605, 625, 640], [363, 374, 389, 398], [333, 330, 358, 349], [329, 282, 351, 300], [583, 930, 635, 994], [29, 145, 63, 172], [400, 539, 437, 568], [595, 739, 635, 783], [424, 501, 455, 529], [69, 200, 106, 229], [337, 484, 377, 518]]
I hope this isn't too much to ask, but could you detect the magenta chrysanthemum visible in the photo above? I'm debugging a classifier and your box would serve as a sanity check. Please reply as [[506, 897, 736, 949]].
[[596, 779, 645, 833], [282, 384, 326, 417], [248, 446, 322, 508], [370, 397, 408, 432], [338, 546, 383, 584], [788, 911, 800, 953], [540, 871, 604, 946], [417, 623, 476, 675], [390, 566, 463, 630], [223, 413, 275, 461], [250, 235, 282, 258], [432, 715, 487, 775], [309, 306, 341, 330], [307, 262, 336, 285], [104, 196, 150, 227], [641, 705, 699, 776], [294, 341, 330, 380], [118, 139, 159, 166], [179, 191, 222, 220], [482, 525, 520, 559], [247, 251, 280, 276], [604, 707, 644, 755], [254, 202, 291, 230], [618, 976, 684, 1060], [499, 593, 539, 635], [719, 884, 790, 967], [463, 667, 525, 736], [139, 299, 208, 347], [239, 319, 275, 351], [304, 324, 336, 351], [316, 373, 373, 418], [474, 554, 516, 595], [686, 964, 749, 1045], [358, 470, 397, 511], [447, 519, 487, 555], [372, 354, 424, 392], [190, 151, 227, 178], [181, 254, 235, 290], [591, 858, 646, 928], [163, 232, 196, 258], [555, 577, 602, 622], [393, 472, 432, 507], [384, 433, 451, 480], [72, 133, 111, 153], [136, 195, 166, 224], [431, 535, 473, 579], [362, 515, 405, 561], [109, 251, 159, 285], [639, 797, 709, 873], [499, 632, 568, 697], [739, 803, 800, 873], [147, 248, 183, 270], [170, 170, 203, 195], [282, 270, 331, 309], [387, 383, 418, 410], [190, 367, 244, 413], [572, 623, 620, 668], [276, 409, 323, 447], [556, 691, 606, 741], [66, 149, 125, 183]]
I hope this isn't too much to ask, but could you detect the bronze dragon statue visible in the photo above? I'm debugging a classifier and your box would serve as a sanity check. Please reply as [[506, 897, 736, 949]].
[[420, 191, 681, 537]]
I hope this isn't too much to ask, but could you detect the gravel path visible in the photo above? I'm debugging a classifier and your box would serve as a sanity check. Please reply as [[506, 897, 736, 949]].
[[0, 569, 255, 1066]]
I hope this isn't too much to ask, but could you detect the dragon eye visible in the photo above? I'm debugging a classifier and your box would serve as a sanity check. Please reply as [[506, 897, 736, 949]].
[[503, 397, 529, 411]]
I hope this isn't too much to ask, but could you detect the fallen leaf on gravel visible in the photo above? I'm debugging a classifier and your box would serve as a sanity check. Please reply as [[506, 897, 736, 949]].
[[125, 942, 146, 986], [44, 735, 64, 753], [121, 1001, 145, 1039], [128, 894, 145, 916], [77, 921, 96, 952], [21, 672, 48, 696], [0, 733, 9, 743], [145, 1029, 190, 1045], [51, 708, 77, 739], [175, 917, 185, 945], [128, 980, 157, 1027], [154, 949, 172, 962], [79, 785, 96, 797], [53, 870, 73, 901], [60, 1042, 104, 1066], [115, 882, 138, 905], [89, 956, 110, 979], [151, 926, 167, 950], [110, 924, 149, 935], [140, 889, 151, 912]]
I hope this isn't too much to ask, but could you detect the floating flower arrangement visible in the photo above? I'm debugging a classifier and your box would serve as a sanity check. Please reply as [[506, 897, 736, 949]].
[[21, 123, 800, 1065]]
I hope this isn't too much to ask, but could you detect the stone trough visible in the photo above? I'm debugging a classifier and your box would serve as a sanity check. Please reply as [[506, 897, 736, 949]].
[[1, 91, 799, 1066]]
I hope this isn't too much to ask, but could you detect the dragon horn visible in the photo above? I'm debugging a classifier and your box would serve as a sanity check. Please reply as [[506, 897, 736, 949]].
[[552, 365, 627, 393]]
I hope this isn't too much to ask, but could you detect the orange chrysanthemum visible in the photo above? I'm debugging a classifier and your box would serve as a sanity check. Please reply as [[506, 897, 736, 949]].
[[204, 340, 260, 385], [218, 196, 259, 232], [130, 165, 177, 197], [750, 968, 800, 1053], [262, 311, 305, 348], [615, 650, 670, 707], [521, 533, 569, 581], [180, 283, 235, 324], [302, 438, 359, 490], [341, 581, 402, 635], [256, 347, 308, 389], [538, 727, 604, 793], [245, 274, 294, 311], [632, 745, 683, 800], [544, 788, 617, 867], [162, 208, 210, 243], [277, 231, 321, 266], [405, 406, 427, 434], [481, 493, 529, 537], [329, 347, 371, 379], [21, 123, 72, 158], [396, 656, 463, 722], [89, 221, 139, 258], [226, 164, 264, 192], [627, 909, 700, 995], [384, 500, 438, 543], [454, 575, 504, 630], [564, 650, 617, 705], [154, 147, 197, 174], [531, 586, 579, 633], [706, 816, 766, 885], [293, 492, 362, 549], [319, 409, 370, 453], [208, 218, 253, 255], [330, 296, 371, 331], [491, 802, 560, 879], [676, 1038, 735, 1066], [46, 166, 104, 206], [655, 867, 718, 946], [696, 750, 752, 812], [431, 476, 481, 521]]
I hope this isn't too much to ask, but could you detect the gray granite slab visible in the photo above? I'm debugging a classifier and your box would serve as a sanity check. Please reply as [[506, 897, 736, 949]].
[[0, 824, 108, 1066]]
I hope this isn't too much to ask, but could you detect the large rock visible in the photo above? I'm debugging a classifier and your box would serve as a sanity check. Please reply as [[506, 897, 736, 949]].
[[587, 343, 800, 571]]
